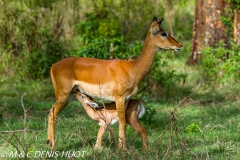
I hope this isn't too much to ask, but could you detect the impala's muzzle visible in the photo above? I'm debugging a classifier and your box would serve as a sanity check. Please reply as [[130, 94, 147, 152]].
[[174, 43, 183, 51]]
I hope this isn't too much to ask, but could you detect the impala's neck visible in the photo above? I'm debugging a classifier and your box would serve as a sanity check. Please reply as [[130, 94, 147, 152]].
[[133, 33, 157, 84]]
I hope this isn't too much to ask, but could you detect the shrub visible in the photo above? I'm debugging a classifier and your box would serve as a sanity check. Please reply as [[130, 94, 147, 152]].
[[27, 39, 66, 79], [141, 105, 157, 124], [74, 12, 121, 46], [69, 36, 142, 60], [201, 41, 240, 84], [186, 123, 199, 133]]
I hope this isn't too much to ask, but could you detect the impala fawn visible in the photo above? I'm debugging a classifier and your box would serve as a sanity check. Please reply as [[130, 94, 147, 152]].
[[74, 89, 147, 150]]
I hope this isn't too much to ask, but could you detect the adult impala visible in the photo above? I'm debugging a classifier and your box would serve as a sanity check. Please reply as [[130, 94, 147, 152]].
[[47, 16, 182, 149], [74, 90, 147, 150]]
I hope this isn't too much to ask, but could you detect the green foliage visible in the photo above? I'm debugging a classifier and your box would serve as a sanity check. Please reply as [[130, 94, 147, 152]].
[[98, 19, 120, 37], [233, 0, 240, 11], [19, 0, 57, 9], [173, 12, 194, 41], [186, 123, 199, 133], [227, 0, 240, 11], [0, 109, 2, 124], [74, 12, 121, 45], [69, 36, 142, 60], [220, 7, 234, 37], [0, 51, 28, 79], [141, 105, 157, 124], [201, 41, 240, 83], [141, 54, 188, 99], [0, 0, 66, 78], [220, 16, 233, 29], [27, 40, 66, 79]]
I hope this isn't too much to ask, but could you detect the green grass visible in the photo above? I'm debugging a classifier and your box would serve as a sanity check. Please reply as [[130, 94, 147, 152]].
[[1, 60, 240, 159]]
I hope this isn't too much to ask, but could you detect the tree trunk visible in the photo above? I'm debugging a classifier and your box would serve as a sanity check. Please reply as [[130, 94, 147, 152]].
[[233, 9, 240, 45], [188, 0, 230, 65]]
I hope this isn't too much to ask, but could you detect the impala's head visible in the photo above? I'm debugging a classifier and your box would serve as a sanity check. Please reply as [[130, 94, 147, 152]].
[[76, 92, 101, 109], [149, 16, 182, 51]]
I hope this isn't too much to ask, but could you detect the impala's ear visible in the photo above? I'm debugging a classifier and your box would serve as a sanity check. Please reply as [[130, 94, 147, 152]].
[[158, 18, 164, 28], [152, 16, 157, 22], [151, 16, 159, 28]]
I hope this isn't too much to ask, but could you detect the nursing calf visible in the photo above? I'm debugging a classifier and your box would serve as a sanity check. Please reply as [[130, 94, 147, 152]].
[[75, 91, 147, 150]]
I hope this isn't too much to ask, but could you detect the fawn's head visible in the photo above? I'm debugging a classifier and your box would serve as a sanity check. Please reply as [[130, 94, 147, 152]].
[[76, 92, 101, 109]]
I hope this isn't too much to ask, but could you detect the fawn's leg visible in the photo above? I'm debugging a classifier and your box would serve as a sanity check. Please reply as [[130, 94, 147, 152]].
[[95, 119, 106, 149], [128, 118, 147, 150]]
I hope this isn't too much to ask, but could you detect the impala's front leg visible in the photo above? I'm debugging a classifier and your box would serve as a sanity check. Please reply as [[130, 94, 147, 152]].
[[115, 97, 127, 149], [47, 105, 56, 149]]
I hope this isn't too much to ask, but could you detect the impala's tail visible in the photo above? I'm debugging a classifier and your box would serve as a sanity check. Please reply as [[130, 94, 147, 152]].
[[137, 100, 146, 118]]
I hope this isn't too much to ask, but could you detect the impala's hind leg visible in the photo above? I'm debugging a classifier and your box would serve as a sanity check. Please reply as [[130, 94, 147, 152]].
[[47, 89, 75, 149]]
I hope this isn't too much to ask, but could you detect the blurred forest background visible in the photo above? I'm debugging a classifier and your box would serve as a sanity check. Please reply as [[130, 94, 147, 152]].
[[0, 0, 191, 77], [0, 0, 240, 159]]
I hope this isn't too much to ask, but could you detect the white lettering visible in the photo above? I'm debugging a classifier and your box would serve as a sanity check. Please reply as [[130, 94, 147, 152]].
[[27, 151, 33, 158], [82, 151, 87, 157], [34, 151, 41, 157], [40, 151, 46, 158], [9, 151, 18, 158], [1, 151, 7, 158], [0, 150, 87, 158], [74, 151, 81, 157], [61, 151, 69, 158], [19, 151, 25, 158]]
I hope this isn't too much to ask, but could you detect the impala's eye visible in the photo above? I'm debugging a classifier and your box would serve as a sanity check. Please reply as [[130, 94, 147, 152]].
[[161, 32, 168, 37]]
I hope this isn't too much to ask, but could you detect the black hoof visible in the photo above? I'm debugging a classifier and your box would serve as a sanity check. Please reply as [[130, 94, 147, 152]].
[[46, 139, 52, 146]]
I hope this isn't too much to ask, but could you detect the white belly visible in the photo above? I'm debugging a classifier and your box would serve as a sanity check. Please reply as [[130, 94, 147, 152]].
[[74, 81, 133, 102], [74, 80, 115, 101]]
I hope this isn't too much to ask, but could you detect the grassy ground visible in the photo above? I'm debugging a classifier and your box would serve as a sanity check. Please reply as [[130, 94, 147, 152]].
[[0, 58, 240, 160]]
